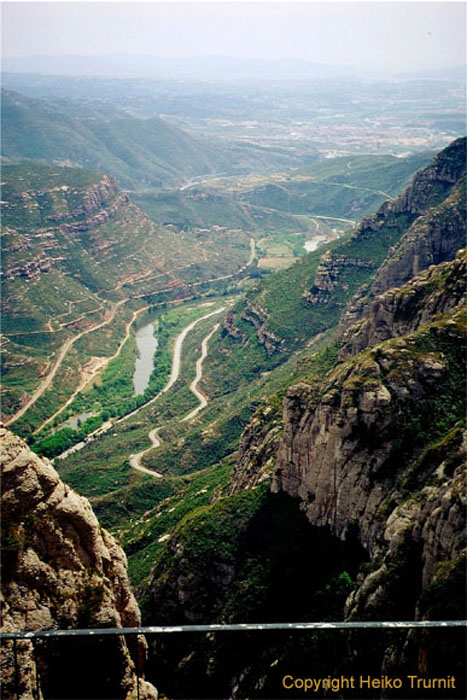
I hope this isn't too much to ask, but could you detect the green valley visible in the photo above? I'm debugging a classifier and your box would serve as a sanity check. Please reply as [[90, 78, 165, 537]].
[[1, 66, 465, 700], [2, 5, 467, 698]]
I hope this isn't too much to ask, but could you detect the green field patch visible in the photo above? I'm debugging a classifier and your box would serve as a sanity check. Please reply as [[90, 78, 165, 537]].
[[258, 257, 296, 270]]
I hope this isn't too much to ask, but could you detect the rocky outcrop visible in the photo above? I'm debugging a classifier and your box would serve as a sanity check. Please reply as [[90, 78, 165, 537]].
[[228, 402, 282, 495], [338, 140, 466, 335], [222, 311, 244, 341], [1, 175, 133, 283], [303, 251, 377, 305], [241, 299, 282, 355], [374, 136, 465, 218], [0, 427, 157, 700], [306, 137, 466, 310], [339, 249, 466, 359], [1, 254, 53, 282], [370, 181, 466, 297], [48, 175, 124, 224], [345, 439, 466, 618]]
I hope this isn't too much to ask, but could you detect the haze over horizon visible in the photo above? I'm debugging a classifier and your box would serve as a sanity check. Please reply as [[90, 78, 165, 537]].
[[2, 1, 466, 76]]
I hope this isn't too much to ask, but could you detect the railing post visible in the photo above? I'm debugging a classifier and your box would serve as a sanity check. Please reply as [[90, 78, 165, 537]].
[[135, 668, 140, 700], [33, 639, 40, 699], [13, 638, 20, 700], [136, 633, 145, 700]]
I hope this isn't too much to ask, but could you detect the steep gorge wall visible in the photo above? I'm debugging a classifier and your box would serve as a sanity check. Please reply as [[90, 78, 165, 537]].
[[273, 311, 465, 571], [339, 249, 466, 359]]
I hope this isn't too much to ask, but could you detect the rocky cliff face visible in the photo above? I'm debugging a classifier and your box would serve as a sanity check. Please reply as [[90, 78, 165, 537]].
[[241, 299, 283, 356], [1, 173, 141, 284], [303, 251, 377, 306], [375, 136, 465, 217], [141, 140, 466, 698], [339, 185, 466, 338], [273, 307, 465, 565], [0, 427, 157, 700], [269, 232, 466, 679], [306, 138, 466, 310], [228, 402, 282, 496], [339, 249, 466, 359], [369, 180, 466, 296]]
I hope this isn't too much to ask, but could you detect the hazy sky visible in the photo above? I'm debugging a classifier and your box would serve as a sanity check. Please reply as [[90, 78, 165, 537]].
[[2, 1, 466, 72]]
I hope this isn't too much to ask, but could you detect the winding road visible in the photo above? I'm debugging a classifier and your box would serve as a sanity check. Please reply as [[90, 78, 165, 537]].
[[181, 323, 220, 423], [129, 429, 163, 476], [126, 308, 225, 473], [35, 304, 150, 433], [312, 215, 357, 225], [5, 299, 128, 427], [309, 178, 395, 202]]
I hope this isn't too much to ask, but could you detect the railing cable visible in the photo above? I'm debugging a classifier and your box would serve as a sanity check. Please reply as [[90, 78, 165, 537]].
[[1, 619, 465, 640]]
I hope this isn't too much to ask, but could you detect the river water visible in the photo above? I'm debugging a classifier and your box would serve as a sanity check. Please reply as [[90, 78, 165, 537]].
[[133, 321, 159, 395], [304, 235, 326, 253]]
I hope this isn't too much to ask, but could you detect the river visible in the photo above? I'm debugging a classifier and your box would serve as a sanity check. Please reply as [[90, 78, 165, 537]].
[[304, 235, 326, 253], [133, 321, 159, 395]]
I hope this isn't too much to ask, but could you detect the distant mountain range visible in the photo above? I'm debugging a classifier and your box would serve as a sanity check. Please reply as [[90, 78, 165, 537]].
[[3, 53, 465, 83], [2, 54, 374, 81], [1, 88, 230, 189]]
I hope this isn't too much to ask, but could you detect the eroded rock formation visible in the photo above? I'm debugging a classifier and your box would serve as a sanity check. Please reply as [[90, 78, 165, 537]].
[[0, 427, 157, 700]]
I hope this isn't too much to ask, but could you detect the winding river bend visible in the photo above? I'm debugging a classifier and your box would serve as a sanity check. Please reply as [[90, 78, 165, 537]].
[[133, 321, 159, 395]]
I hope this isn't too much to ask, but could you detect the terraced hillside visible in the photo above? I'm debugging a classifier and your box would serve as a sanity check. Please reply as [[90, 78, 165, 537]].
[[1, 163, 253, 429]]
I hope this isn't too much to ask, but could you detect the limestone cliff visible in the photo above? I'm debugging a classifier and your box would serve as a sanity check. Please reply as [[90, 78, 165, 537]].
[[273, 309, 465, 569], [339, 249, 466, 359], [305, 137, 466, 309], [0, 427, 157, 700], [228, 402, 282, 496]]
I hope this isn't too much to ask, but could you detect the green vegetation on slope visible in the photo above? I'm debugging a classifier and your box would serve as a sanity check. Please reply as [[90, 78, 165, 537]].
[[1, 89, 230, 189]]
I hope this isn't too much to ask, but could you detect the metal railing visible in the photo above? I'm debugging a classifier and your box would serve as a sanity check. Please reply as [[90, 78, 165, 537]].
[[2, 620, 465, 700], [2, 618, 466, 639]]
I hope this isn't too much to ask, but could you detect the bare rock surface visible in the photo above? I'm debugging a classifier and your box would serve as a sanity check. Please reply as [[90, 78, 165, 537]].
[[339, 249, 466, 359], [272, 308, 465, 616], [0, 427, 157, 700]]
